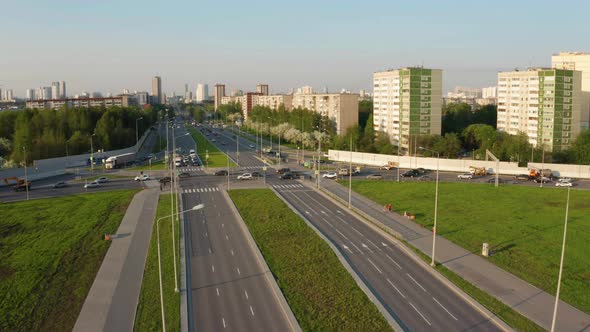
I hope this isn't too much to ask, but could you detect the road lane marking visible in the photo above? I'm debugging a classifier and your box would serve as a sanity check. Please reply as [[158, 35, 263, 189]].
[[409, 302, 431, 326], [237, 267, 241, 275], [250, 305, 255, 316], [361, 243, 369, 250], [351, 242, 364, 255], [244, 290, 249, 299], [216, 288, 220, 296], [225, 235, 229, 240], [230, 249, 234, 256], [204, 232, 208, 237], [222, 317, 226, 328], [433, 297, 458, 321], [366, 258, 383, 274], [208, 248, 212, 254], [381, 242, 388, 247], [222, 223, 224, 228], [385, 254, 402, 269], [211, 265, 215, 272], [350, 226, 364, 236], [386, 278, 406, 298], [407, 273, 427, 292], [342, 244, 353, 254], [367, 239, 382, 251]]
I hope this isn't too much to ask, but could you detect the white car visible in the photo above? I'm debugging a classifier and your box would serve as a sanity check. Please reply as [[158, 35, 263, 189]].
[[249, 144, 255, 149], [96, 177, 109, 183], [237, 173, 253, 180], [558, 177, 572, 183], [457, 173, 473, 179], [135, 174, 150, 181], [322, 172, 338, 179], [84, 181, 100, 188], [555, 181, 573, 187]]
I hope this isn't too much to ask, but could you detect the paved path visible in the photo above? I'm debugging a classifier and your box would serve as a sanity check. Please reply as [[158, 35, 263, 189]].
[[320, 180, 590, 331], [73, 188, 160, 332]]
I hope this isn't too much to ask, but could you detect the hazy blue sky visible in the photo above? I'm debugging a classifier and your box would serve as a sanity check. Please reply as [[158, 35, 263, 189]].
[[2, 0, 589, 97]]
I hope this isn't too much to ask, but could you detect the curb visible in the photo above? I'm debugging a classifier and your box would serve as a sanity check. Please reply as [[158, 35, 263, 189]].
[[222, 189, 301, 332], [312, 183, 513, 332], [271, 185, 404, 332]]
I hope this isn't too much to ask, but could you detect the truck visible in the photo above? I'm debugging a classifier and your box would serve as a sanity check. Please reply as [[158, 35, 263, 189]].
[[529, 168, 553, 180], [3, 177, 31, 191], [469, 166, 487, 176], [379, 161, 398, 170], [105, 152, 136, 169]]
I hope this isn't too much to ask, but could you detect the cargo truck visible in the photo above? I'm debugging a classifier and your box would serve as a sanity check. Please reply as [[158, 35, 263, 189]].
[[105, 152, 136, 169]]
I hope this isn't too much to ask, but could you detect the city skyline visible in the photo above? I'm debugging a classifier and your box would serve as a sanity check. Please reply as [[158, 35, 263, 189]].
[[2, 0, 589, 96]]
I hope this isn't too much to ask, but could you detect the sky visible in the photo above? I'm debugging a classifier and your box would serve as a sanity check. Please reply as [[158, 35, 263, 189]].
[[2, 0, 589, 97]]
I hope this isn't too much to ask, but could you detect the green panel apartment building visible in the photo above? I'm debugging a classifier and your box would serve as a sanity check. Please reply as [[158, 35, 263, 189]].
[[497, 68, 582, 152], [373, 67, 442, 152]]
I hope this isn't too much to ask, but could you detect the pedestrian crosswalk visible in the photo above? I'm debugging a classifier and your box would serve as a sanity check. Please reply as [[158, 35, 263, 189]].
[[271, 184, 305, 190], [182, 187, 220, 193], [237, 165, 265, 169], [178, 167, 202, 172]]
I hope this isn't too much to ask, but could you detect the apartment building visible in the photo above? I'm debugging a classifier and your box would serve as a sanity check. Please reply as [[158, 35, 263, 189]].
[[214, 84, 226, 110], [152, 76, 162, 104], [373, 67, 442, 151], [497, 68, 582, 152], [26, 95, 138, 109], [552, 52, 590, 128], [291, 93, 358, 135]]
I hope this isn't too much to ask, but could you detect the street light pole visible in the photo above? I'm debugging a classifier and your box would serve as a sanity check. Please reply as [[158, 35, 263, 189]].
[[227, 150, 230, 190], [90, 133, 96, 175], [550, 187, 571, 332], [157, 204, 204, 332], [23, 146, 29, 201], [420, 147, 440, 267], [136, 116, 144, 152], [348, 135, 353, 209]]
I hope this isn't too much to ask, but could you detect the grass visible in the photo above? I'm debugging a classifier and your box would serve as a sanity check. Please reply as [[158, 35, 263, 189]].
[[229, 189, 392, 331], [343, 180, 590, 315], [0, 190, 137, 331], [134, 194, 180, 331], [127, 159, 167, 171], [187, 127, 236, 168]]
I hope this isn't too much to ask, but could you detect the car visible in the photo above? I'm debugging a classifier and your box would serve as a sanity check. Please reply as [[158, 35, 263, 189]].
[[487, 177, 505, 184], [558, 177, 572, 183], [515, 174, 530, 181], [159, 176, 171, 184], [280, 172, 295, 180], [211, 139, 217, 142], [379, 165, 396, 170], [221, 141, 226, 145], [401, 170, 419, 178], [84, 181, 100, 188], [251, 171, 263, 178], [147, 153, 155, 159], [249, 144, 255, 149], [215, 170, 228, 176], [96, 177, 109, 183], [175, 161, 182, 167], [555, 181, 573, 187], [533, 176, 551, 183], [191, 160, 201, 166], [53, 181, 67, 188], [277, 168, 290, 174], [134, 174, 150, 181], [322, 172, 338, 179], [178, 172, 191, 178], [237, 173, 253, 180], [457, 173, 473, 180], [366, 174, 383, 180]]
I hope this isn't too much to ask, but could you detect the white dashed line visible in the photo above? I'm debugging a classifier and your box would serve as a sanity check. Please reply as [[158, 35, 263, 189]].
[[433, 297, 458, 320], [407, 273, 427, 292], [366, 258, 382, 274], [350, 242, 364, 255], [409, 302, 431, 326], [230, 249, 234, 256], [244, 290, 249, 299], [386, 278, 406, 298], [250, 305, 255, 316], [225, 235, 229, 240], [237, 267, 241, 275], [211, 265, 215, 272], [222, 317, 226, 328], [350, 226, 364, 236], [216, 288, 220, 296], [386, 254, 402, 269]]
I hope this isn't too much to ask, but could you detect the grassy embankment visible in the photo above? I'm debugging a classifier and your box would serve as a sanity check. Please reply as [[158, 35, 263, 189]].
[[134, 194, 180, 331], [345, 180, 590, 315], [188, 127, 236, 168], [229, 189, 392, 331], [0, 190, 137, 331]]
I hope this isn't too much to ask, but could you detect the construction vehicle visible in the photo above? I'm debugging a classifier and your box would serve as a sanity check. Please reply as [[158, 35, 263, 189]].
[[529, 168, 553, 180], [469, 166, 487, 176], [379, 161, 398, 170], [3, 177, 31, 191]]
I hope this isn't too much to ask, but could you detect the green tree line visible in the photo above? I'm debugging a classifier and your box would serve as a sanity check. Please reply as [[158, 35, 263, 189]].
[[0, 104, 170, 165]]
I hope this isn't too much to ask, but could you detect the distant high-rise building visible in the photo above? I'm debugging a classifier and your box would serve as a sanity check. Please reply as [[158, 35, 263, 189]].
[[42, 87, 52, 100], [482, 86, 497, 99], [196, 83, 208, 102], [2, 89, 14, 101], [256, 84, 269, 96], [123, 89, 130, 94], [26, 89, 35, 101], [497, 68, 582, 152], [373, 67, 443, 152], [51, 82, 60, 100], [59, 81, 66, 98], [297, 86, 314, 94], [152, 76, 162, 104], [135, 92, 149, 105], [552, 52, 590, 129], [214, 84, 226, 110]]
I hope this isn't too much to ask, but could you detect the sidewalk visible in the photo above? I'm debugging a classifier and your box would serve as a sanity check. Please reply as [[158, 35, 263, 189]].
[[320, 180, 590, 332], [73, 188, 160, 332]]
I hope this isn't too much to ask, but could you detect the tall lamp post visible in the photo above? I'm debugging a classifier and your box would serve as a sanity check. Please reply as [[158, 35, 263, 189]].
[[419, 147, 440, 267], [157, 204, 204, 332], [550, 187, 571, 332], [23, 146, 29, 201], [171, 131, 189, 292], [348, 135, 353, 208], [90, 133, 96, 175], [136, 116, 144, 152]]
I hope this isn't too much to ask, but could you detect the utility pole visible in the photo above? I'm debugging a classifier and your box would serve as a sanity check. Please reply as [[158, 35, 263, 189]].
[[348, 135, 352, 208], [550, 187, 571, 332]]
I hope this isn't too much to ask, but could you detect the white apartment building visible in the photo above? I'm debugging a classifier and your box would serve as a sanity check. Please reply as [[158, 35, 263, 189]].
[[26, 95, 138, 109], [482, 86, 497, 99], [497, 68, 582, 152], [552, 52, 590, 128], [196, 83, 208, 102], [373, 67, 442, 151]]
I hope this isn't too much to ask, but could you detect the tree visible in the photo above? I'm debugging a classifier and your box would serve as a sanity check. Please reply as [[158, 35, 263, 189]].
[[571, 129, 590, 164], [442, 103, 473, 135], [0, 137, 12, 158]]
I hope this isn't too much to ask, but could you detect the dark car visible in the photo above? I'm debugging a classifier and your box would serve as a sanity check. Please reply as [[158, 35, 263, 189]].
[[178, 172, 191, 178], [277, 168, 291, 174], [487, 177, 506, 184], [53, 181, 68, 188], [515, 174, 529, 181], [159, 176, 172, 184], [280, 172, 295, 180], [401, 170, 420, 178], [191, 160, 201, 166], [251, 171, 263, 178], [215, 170, 228, 176]]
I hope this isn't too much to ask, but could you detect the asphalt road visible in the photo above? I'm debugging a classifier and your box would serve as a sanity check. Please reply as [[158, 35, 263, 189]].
[[267, 177, 501, 331], [181, 175, 293, 332]]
